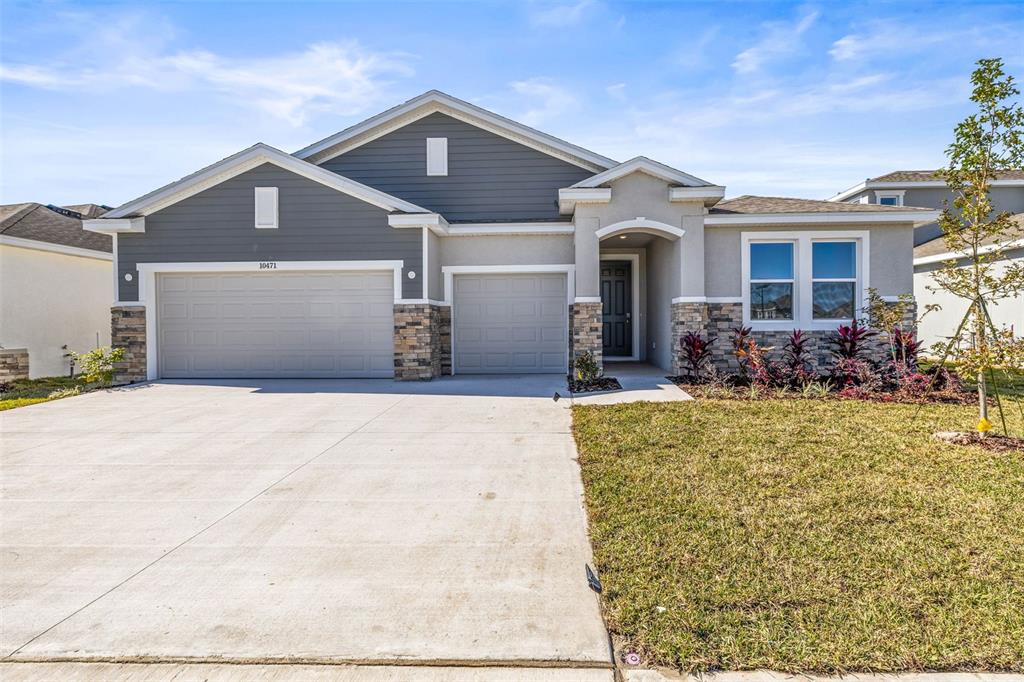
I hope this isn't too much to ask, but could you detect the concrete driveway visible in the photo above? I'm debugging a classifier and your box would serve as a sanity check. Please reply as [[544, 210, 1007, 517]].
[[1, 376, 611, 678]]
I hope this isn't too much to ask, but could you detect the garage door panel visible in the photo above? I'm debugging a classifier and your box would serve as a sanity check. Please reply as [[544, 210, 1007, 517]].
[[158, 271, 394, 378], [453, 273, 567, 374]]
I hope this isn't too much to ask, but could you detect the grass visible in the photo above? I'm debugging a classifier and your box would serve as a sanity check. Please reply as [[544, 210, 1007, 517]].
[[0, 375, 102, 411], [573, 396, 1024, 673]]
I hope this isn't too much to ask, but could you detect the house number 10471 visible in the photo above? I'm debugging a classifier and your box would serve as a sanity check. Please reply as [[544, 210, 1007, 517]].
[[259, 262, 277, 270]]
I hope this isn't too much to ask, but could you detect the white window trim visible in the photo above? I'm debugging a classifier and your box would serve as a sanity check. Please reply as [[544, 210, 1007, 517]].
[[599, 253, 640, 362], [254, 187, 278, 229], [134, 260, 407, 381], [426, 137, 448, 176], [741, 231, 870, 331], [874, 190, 905, 207]]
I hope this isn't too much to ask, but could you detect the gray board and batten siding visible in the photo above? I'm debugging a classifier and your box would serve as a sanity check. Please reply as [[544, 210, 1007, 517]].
[[319, 112, 594, 222], [116, 163, 423, 301]]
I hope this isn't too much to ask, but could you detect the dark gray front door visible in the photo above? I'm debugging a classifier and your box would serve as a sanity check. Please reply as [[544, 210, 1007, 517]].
[[600, 260, 632, 357]]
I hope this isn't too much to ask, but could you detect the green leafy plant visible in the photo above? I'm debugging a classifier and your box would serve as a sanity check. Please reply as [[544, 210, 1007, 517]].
[[70, 346, 125, 384], [928, 57, 1024, 435], [573, 350, 600, 383]]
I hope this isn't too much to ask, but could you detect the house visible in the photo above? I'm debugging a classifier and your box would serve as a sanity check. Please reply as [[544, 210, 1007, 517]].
[[1, 203, 113, 379], [83, 91, 939, 383], [830, 171, 1024, 349]]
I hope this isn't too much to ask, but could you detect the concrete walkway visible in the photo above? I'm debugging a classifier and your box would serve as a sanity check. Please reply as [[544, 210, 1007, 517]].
[[571, 362, 692, 406], [0, 376, 611, 674]]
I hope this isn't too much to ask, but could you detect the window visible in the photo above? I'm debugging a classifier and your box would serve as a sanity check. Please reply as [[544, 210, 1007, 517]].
[[742, 231, 868, 330], [254, 187, 278, 229], [875, 191, 904, 206], [426, 137, 448, 176], [812, 241, 856, 320], [749, 242, 794, 321]]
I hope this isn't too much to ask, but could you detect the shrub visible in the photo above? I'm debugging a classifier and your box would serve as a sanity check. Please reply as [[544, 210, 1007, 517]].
[[892, 328, 923, 367], [70, 346, 125, 384], [680, 332, 711, 379], [781, 330, 815, 386], [829, 321, 876, 361], [731, 326, 753, 378], [831, 357, 880, 390], [573, 351, 600, 383]]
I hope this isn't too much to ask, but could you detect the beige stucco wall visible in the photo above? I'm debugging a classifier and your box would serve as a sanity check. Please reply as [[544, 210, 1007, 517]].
[[573, 173, 704, 298], [425, 228, 443, 301], [0, 244, 112, 378], [439, 234, 574, 266], [704, 222, 914, 298], [914, 250, 1024, 351]]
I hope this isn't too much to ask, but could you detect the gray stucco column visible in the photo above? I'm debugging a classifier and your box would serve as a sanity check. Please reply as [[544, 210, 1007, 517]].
[[573, 217, 601, 298]]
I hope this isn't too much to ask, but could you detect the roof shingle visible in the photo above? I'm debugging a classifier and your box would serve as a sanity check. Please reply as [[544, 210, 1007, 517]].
[[0, 203, 112, 253], [871, 170, 1024, 183], [711, 195, 934, 215]]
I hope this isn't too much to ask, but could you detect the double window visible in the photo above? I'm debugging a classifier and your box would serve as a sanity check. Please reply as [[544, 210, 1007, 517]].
[[743, 231, 867, 329]]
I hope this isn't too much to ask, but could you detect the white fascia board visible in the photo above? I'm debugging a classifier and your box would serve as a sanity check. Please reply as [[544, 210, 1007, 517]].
[[446, 222, 574, 236], [102, 143, 429, 219], [570, 156, 714, 189], [0, 235, 113, 261], [669, 185, 726, 206], [558, 187, 612, 214], [830, 178, 1024, 201], [914, 239, 1024, 266], [388, 213, 450, 235], [705, 210, 940, 227], [294, 90, 617, 172], [83, 217, 146, 234]]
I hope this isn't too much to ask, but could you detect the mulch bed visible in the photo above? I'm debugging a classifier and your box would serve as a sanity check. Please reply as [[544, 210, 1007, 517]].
[[667, 376, 976, 405], [935, 431, 1024, 452], [568, 376, 623, 393]]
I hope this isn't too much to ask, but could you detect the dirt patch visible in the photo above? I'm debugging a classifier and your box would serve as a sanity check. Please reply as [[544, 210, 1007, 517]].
[[935, 431, 1024, 452]]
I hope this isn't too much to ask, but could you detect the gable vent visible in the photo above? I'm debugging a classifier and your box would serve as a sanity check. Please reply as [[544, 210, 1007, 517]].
[[254, 187, 278, 229], [426, 137, 448, 176]]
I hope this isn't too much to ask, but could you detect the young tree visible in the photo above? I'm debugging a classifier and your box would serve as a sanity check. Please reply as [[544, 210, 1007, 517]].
[[931, 58, 1024, 435]]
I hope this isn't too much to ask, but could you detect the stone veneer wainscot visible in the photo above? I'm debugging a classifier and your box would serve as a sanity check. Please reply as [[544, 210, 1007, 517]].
[[394, 304, 445, 381], [111, 305, 147, 385], [0, 348, 30, 382]]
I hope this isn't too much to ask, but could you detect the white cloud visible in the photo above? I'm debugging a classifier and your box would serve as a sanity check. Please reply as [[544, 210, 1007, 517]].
[[510, 78, 578, 126], [831, 24, 978, 62], [528, 0, 596, 27], [0, 10, 415, 126], [732, 7, 819, 74], [606, 82, 626, 100]]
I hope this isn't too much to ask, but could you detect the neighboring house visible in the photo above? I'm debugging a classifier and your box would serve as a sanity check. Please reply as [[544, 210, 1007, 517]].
[[84, 91, 938, 383], [831, 171, 1024, 348], [1, 203, 113, 378]]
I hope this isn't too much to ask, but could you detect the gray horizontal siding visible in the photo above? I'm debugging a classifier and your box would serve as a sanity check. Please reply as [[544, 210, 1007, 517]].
[[117, 163, 421, 300], [320, 113, 593, 222]]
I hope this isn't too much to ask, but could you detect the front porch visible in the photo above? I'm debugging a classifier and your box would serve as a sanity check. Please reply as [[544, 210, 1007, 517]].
[[571, 217, 705, 376]]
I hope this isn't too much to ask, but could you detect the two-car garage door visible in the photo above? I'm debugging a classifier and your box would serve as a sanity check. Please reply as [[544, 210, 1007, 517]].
[[157, 271, 394, 378]]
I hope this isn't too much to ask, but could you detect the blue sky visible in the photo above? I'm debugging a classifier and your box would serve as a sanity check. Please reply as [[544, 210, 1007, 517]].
[[2, 0, 1022, 207]]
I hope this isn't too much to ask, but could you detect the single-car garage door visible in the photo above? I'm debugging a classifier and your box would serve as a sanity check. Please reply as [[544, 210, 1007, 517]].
[[157, 271, 394, 378], [452, 272, 568, 374]]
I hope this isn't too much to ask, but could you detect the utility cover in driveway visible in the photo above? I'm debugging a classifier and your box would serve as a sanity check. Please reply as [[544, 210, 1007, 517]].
[[157, 271, 395, 378], [453, 273, 568, 374]]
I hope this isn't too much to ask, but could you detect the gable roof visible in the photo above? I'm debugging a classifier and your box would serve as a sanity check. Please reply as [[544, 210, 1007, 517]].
[[293, 90, 618, 173], [569, 156, 717, 188], [1, 202, 112, 253], [99, 143, 431, 220], [829, 169, 1024, 202]]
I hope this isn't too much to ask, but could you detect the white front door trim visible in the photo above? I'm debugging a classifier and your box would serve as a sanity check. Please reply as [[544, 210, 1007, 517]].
[[135, 260, 405, 380], [595, 218, 685, 241], [599, 253, 640, 362]]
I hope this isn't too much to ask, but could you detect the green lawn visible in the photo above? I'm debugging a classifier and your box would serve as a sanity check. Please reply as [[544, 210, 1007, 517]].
[[573, 397, 1024, 673], [0, 375, 101, 411]]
